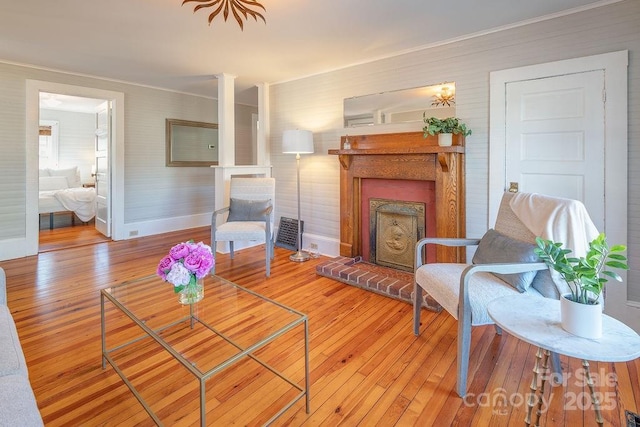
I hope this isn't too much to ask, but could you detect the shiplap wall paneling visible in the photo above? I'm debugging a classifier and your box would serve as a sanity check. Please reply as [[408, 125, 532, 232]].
[[269, 0, 640, 303]]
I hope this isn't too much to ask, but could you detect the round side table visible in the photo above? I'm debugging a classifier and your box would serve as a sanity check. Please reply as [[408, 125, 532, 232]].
[[487, 295, 640, 427]]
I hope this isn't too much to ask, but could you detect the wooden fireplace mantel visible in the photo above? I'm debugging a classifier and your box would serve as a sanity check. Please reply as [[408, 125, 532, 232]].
[[329, 131, 466, 263]]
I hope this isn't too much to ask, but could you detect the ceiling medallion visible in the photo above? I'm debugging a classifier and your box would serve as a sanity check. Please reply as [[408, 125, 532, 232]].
[[431, 86, 455, 107], [182, 0, 266, 30]]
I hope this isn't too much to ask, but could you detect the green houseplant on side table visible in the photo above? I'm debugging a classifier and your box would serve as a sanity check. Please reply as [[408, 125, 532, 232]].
[[534, 232, 628, 339]]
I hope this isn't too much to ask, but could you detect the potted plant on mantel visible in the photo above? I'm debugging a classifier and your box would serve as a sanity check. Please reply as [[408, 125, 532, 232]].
[[534, 233, 628, 339], [422, 115, 472, 147]]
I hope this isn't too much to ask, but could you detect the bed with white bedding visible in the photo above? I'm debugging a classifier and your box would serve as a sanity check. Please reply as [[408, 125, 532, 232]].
[[39, 167, 96, 229]]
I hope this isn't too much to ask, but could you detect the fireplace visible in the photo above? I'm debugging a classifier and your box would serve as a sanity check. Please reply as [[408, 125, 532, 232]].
[[360, 177, 435, 270], [369, 198, 425, 272], [329, 131, 466, 265]]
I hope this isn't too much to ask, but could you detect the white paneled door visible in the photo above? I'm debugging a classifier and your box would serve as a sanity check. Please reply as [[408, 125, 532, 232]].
[[95, 101, 111, 237], [490, 51, 633, 329], [505, 70, 605, 229]]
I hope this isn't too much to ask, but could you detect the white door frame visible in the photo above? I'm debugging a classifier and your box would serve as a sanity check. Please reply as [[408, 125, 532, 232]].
[[26, 80, 125, 254], [94, 101, 112, 238], [489, 50, 635, 326]]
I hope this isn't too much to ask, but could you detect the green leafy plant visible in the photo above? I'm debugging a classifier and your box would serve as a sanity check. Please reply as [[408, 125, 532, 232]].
[[422, 116, 472, 137], [534, 233, 628, 305]]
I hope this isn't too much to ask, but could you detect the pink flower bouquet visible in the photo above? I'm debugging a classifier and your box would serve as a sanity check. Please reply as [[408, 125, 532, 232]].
[[157, 240, 214, 293]]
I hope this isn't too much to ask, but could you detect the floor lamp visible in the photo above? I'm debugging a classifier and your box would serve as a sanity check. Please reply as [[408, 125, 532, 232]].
[[282, 129, 314, 262]]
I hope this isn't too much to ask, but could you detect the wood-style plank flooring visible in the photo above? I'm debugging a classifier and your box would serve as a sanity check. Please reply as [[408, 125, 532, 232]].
[[0, 226, 638, 426], [39, 221, 109, 252]]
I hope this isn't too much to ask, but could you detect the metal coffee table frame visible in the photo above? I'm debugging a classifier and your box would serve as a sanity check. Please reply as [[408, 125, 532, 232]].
[[101, 275, 309, 426]]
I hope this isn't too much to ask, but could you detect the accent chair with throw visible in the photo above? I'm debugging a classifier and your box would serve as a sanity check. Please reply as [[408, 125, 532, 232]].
[[413, 191, 599, 397], [211, 177, 275, 277]]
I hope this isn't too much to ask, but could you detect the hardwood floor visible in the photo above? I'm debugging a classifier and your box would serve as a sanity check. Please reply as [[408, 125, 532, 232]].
[[39, 221, 110, 252], [1, 226, 638, 426]]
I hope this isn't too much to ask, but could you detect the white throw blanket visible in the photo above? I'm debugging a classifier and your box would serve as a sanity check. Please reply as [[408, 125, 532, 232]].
[[54, 188, 96, 222], [509, 192, 601, 300], [509, 192, 599, 258]]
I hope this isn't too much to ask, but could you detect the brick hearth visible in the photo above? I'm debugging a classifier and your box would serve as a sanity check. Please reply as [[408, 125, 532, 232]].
[[316, 256, 441, 311]]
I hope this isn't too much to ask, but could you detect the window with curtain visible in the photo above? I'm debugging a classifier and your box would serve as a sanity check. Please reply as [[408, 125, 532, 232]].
[[39, 120, 59, 169]]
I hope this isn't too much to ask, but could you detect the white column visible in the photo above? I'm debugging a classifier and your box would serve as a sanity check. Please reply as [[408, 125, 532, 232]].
[[257, 82, 270, 166], [212, 76, 273, 254], [216, 73, 236, 166]]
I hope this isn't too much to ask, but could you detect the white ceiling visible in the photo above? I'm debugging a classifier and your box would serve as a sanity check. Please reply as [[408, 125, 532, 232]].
[[39, 92, 106, 114], [0, 0, 611, 107]]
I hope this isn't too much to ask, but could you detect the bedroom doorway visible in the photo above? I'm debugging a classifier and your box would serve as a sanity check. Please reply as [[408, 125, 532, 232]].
[[26, 80, 125, 256], [38, 93, 111, 251]]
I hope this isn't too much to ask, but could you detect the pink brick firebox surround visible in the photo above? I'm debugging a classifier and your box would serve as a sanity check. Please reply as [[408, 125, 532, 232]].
[[316, 256, 441, 311]]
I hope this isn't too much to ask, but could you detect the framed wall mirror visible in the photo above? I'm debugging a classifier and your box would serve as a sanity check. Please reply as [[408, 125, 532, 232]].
[[166, 118, 219, 167]]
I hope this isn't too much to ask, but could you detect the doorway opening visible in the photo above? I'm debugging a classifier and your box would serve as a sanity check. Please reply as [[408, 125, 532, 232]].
[[26, 80, 125, 257], [38, 92, 111, 252]]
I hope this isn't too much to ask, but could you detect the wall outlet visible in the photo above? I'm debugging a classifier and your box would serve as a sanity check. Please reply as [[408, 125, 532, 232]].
[[308, 243, 320, 258], [129, 230, 138, 237]]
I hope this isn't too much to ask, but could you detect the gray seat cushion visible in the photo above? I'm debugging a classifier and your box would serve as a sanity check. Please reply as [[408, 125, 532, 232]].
[[215, 221, 270, 241], [416, 263, 543, 326]]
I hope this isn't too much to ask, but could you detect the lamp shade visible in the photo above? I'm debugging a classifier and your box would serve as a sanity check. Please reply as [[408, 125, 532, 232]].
[[282, 129, 314, 154]]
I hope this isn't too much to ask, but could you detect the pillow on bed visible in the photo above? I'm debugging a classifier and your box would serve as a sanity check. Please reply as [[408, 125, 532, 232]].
[[48, 167, 81, 188], [39, 176, 69, 191]]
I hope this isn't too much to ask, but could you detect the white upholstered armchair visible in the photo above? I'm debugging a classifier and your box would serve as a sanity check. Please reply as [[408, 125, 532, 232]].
[[211, 177, 275, 277], [413, 192, 599, 397]]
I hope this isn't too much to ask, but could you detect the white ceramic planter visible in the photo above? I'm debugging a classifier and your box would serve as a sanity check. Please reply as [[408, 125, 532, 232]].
[[438, 133, 453, 147], [560, 293, 602, 339]]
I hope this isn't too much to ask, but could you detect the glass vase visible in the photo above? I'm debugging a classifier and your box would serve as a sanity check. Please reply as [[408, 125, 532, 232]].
[[179, 279, 204, 305]]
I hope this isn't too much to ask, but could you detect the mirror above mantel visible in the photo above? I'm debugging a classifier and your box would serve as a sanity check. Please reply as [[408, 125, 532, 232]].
[[343, 82, 456, 128]]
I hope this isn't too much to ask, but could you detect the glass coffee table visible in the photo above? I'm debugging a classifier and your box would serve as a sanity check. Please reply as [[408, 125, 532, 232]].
[[101, 274, 309, 426]]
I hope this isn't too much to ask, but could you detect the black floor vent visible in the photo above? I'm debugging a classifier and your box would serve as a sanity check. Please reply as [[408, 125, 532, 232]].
[[628, 410, 640, 427], [275, 217, 303, 251]]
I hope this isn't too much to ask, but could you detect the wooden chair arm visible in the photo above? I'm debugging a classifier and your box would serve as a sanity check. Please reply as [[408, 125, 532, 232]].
[[415, 238, 481, 269], [417, 237, 480, 248], [458, 262, 548, 325], [255, 205, 273, 222], [212, 206, 230, 217], [461, 262, 548, 277]]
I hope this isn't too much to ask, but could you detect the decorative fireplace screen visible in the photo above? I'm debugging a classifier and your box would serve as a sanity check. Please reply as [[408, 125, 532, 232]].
[[369, 198, 425, 272]]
